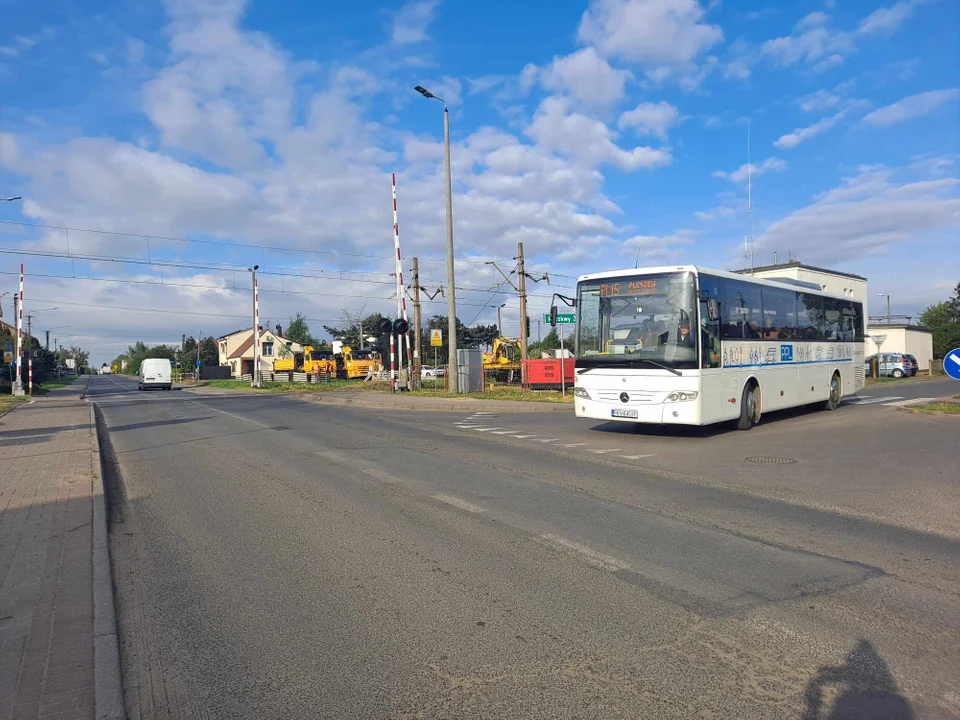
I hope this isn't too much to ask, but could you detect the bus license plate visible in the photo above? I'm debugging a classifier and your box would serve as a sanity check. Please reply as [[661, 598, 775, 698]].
[[611, 408, 638, 419]]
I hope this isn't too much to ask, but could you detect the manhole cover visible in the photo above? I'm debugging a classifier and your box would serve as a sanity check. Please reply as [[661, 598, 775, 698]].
[[745, 456, 798, 464]]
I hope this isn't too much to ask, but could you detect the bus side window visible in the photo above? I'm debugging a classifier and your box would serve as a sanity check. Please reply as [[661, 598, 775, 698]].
[[698, 274, 722, 369]]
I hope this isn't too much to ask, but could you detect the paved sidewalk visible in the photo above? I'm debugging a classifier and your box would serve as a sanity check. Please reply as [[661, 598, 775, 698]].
[[0, 383, 122, 719]]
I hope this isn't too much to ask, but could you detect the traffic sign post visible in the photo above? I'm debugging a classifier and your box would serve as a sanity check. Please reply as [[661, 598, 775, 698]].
[[945, 348, 960, 381], [544, 313, 575, 325], [430, 329, 443, 347]]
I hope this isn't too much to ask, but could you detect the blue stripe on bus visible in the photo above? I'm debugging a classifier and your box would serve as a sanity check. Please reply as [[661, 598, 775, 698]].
[[725, 358, 854, 369]]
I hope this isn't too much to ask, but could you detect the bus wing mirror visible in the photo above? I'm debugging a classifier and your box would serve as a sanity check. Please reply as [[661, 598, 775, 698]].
[[707, 299, 720, 321], [549, 306, 558, 327]]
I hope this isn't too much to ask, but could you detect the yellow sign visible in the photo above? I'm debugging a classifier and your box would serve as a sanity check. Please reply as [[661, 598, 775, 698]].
[[430, 329, 443, 347], [2, 351, 12, 364]]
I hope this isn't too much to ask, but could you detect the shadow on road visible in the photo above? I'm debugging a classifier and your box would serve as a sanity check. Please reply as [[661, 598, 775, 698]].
[[106, 416, 212, 433], [802, 639, 914, 719], [0, 424, 90, 438]]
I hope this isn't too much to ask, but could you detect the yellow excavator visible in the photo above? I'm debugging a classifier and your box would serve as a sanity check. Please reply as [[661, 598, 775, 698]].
[[336, 346, 381, 380], [274, 345, 337, 376], [483, 337, 521, 382]]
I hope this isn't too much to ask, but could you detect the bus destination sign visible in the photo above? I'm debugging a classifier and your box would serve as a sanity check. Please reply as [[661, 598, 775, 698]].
[[599, 279, 659, 298]]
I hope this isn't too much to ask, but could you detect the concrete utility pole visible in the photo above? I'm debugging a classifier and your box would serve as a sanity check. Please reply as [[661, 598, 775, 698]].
[[517, 242, 528, 362], [45, 330, 50, 351], [497, 303, 505, 335], [249, 265, 261, 388], [412, 257, 422, 390], [414, 85, 458, 391]]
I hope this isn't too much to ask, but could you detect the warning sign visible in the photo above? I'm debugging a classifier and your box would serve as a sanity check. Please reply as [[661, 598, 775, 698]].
[[430, 329, 443, 347]]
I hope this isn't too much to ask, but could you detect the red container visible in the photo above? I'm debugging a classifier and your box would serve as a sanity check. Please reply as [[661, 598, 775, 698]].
[[523, 358, 575, 387]]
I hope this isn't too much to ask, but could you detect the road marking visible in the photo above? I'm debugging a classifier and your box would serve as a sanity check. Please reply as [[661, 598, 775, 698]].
[[619, 454, 655, 460], [511, 435, 538, 439], [473, 411, 497, 415], [492, 430, 524, 435], [433, 494, 486, 514], [187, 399, 274, 429], [562, 442, 588, 448], [584, 448, 622, 454], [884, 397, 937, 407], [472, 427, 504, 432], [536, 438, 560, 443], [535, 534, 630, 572], [361, 467, 405, 484], [846, 396, 904, 405]]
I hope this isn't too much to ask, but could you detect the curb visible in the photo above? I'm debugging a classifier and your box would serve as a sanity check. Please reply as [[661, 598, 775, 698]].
[[89, 404, 126, 719]]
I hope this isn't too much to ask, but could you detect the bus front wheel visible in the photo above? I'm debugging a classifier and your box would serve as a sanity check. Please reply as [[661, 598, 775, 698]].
[[737, 382, 759, 431], [824, 372, 842, 411]]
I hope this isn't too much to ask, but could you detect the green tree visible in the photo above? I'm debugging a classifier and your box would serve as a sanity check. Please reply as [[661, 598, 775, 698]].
[[324, 309, 392, 351], [919, 282, 960, 359], [283, 313, 317, 346]]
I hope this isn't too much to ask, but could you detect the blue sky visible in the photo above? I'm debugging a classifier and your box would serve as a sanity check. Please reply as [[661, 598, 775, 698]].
[[1, 0, 958, 364]]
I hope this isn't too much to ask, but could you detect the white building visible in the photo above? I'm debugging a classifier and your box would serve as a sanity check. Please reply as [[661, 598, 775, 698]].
[[217, 327, 303, 378], [865, 324, 934, 372]]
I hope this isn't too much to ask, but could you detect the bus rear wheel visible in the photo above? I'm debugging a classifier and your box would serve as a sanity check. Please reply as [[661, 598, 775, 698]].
[[736, 382, 759, 431], [824, 372, 842, 411]]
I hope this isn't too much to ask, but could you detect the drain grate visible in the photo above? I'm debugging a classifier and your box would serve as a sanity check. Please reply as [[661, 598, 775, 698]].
[[745, 456, 798, 465]]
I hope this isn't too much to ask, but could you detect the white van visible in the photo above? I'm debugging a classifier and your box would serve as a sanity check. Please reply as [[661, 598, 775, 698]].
[[139, 358, 173, 391]]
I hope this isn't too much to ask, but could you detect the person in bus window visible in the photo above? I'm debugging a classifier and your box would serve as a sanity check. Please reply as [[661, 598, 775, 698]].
[[677, 320, 695, 348]]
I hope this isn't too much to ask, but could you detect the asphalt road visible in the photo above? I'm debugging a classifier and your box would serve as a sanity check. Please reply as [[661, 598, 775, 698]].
[[89, 375, 960, 719]]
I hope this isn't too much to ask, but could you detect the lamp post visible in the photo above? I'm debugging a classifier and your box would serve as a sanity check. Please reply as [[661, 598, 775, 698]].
[[248, 265, 261, 388], [877, 293, 891, 325], [497, 303, 506, 336], [414, 84, 458, 392], [1, 197, 22, 202]]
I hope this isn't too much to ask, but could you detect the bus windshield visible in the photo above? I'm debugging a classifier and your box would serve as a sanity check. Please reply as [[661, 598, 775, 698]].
[[576, 271, 699, 370]]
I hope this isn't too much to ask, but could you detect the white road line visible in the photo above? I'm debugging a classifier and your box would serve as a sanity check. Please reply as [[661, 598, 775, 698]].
[[884, 397, 937, 407], [511, 435, 538, 439], [473, 427, 504, 432], [535, 534, 631, 572], [584, 448, 622, 454], [846, 396, 904, 405], [619, 454, 655, 460], [360, 467, 405, 484], [473, 412, 497, 415], [433, 494, 486, 514], [536, 438, 560, 443], [187, 399, 274, 429], [492, 430, 523, 435], [562, 442, 588, 448]]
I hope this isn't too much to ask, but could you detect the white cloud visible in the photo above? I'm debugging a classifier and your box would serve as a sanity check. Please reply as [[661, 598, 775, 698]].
[[618, 101, 682, 139], [861, 89, 960, 127], [796, 88, 843, 113], [527, 96, 672, 171], [774, 108, 850, 149], [624, 229, 697, 261], [536, 47, 633, 108], [713, 157, 787, 184], [388, 0, 441, 45], [761, 13, 854, 68], [694, 205, 736, 221], [758, 165, 960, 264], [577, 0, 723, 66], [724, 58, 752, 81], [857, 0, 927, 36]]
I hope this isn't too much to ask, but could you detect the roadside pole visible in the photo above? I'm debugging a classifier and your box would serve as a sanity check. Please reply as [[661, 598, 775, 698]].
[[560, 323, 565, 397], [13, 263, 24, 396], [517, 242, 528, 363], [412, 257, 422, 390], [28, 357, 32, 396]]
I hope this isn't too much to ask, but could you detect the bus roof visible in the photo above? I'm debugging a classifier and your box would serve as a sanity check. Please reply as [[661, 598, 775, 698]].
[[577, 265, 854, 301]]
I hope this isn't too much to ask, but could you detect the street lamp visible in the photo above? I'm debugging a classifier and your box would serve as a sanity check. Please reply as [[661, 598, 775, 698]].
[[1, 196, 22, 202], [414, 84, 458, 392], [877, 293, 891, 325], [248, 265, 261, 388], [497, 303, 506, 336]]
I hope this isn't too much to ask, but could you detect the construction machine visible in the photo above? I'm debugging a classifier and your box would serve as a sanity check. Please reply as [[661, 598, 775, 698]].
[[483, 337, 522, 382], [274, 345, 337, 376], [336, 346, 381, 380]]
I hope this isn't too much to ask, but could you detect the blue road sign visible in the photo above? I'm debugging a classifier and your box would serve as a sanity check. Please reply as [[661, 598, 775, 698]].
[[196, 359, 202, 367], [945, 348, 960, 380]]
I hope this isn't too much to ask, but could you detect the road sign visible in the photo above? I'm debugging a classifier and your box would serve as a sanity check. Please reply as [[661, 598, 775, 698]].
[[430, 329, 443, 347], [196, 359, 202, 367], [3, 351, 12, 364], [945, 348, 960, 380], [544, 313, 575, 325]]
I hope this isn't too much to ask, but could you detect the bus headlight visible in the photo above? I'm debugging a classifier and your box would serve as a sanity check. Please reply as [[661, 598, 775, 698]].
[[573, 387, 590, 399], [666, 391, 698, 402]]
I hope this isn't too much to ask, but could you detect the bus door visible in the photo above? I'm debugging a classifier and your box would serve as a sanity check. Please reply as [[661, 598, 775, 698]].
[[697, 275, 724, 424]]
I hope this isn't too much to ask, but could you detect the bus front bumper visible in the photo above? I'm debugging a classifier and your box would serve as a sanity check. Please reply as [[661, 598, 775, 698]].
[[574, 396, 701, 425]]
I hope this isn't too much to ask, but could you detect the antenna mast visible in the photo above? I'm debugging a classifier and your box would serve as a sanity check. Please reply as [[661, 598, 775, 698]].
[[747, 118, 754, 274]]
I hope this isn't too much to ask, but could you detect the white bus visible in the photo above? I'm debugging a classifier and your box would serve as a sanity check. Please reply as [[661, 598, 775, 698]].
[[568, 265, 865, 430]]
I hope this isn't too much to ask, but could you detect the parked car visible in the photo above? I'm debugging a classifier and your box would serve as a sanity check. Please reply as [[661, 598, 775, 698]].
[[421, 365, 446, 379], [865, 353, 913, 379], [904, 354, 919, 376]]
